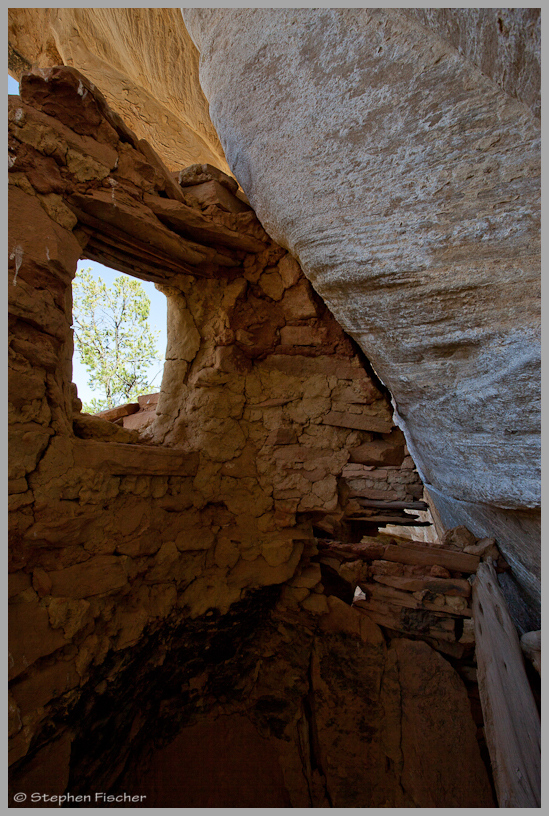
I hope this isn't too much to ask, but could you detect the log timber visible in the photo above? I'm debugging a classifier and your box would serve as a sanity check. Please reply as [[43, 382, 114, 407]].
[[472, 562, 541, 807]]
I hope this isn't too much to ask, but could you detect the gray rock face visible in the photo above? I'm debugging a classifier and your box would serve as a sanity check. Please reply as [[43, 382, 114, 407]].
[[183, 8, 540, 603], [405, 8, 541, 119]]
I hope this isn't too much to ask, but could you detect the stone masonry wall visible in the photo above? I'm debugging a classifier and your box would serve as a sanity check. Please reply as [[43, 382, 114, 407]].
[[8, 68, 493, 807]]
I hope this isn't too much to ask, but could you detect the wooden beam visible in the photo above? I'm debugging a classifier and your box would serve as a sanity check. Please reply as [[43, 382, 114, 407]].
[[316, 539, 479, 572], [472, 562, 540, 807], [356, 583, 472, 617], [353, 599, 458, 642], [383, 543, 479, 574], [371, 573, 471, 598], [355, 499, 429, 510], [346, 515, 432, 526]]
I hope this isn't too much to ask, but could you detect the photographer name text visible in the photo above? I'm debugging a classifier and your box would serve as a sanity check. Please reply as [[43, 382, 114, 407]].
[[14, 792, 147, 805]]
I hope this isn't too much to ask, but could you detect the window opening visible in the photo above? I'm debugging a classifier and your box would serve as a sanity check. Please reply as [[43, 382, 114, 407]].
[[8, 74, 19, 94], [71, 261, 167, 415]]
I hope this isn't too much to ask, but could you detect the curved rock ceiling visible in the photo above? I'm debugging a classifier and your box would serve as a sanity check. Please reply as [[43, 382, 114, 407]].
[[8, 8, 229, 173], [185, 8, 541, 606], [8, 8, 540, 604]]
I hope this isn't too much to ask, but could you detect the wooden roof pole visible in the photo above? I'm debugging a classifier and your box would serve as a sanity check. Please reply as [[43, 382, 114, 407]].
[[472, 562, 540, 807]]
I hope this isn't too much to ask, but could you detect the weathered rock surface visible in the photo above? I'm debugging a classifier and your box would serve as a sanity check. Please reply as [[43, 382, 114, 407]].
[[394, 638, 494, 806], [183, 7, 540, 604], [8, 8, 229, 173], [405, 8, 540, 119]]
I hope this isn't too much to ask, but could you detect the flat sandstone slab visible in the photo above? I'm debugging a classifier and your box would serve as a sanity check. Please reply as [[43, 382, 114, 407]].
[[73, 439, 199, 476]]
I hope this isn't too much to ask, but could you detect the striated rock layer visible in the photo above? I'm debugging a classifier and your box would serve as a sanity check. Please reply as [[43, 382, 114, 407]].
[[183, 7, 540, 606], [8, 8, 229, 173], [405, 8, 541, 119]]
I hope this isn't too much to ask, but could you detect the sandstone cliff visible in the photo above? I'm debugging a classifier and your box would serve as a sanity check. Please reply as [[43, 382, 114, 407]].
[[8, 8, 540, 808]]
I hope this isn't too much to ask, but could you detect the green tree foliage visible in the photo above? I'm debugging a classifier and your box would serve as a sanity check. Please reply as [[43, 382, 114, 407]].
[[72, 268, 161, 413]]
